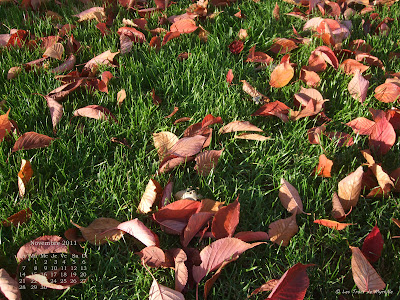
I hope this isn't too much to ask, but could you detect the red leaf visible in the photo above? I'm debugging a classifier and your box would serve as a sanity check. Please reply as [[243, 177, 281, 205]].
[[234, 231, 269, 242], [252, 101, 290, 123], [182, 212, 213, 247], [153, 199, 201, 224], [361, 225, 384, 264], [96, 23, 110, 36], [369, 117, 396, 155], [246, 46, 273, 64], [162, 31, 180, 46], [229, 40, 244, 54], [211, 197, 240, 239], [226, 69, 234, 84], [117, 218, 159, 247], [192, 237, 265, 283], [167, 135, 207, 157], [137, 246, 165, 267], [267, 263, 315, 300], [16, 235, 69, 263], [149, 36, 161, 51], [314, 219, 354, 230], [152, 89, 162, 105], [315, 154, 333, 178], [340, 59, 369, 75], [12, 132, 54, 152], [325, 132, 354, 147], [170, 19, 198, 34], [346, 117, 375, 135], [117, 27, 146, 43]]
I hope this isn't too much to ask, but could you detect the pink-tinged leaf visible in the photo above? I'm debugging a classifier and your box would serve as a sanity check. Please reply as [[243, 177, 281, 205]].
[[82, 50, 119, 75], [315, 46, 339, 69], [299, 67, 320, 87], [332, 192, 346, 221], [168, 135, 207, 157], [211, 197, 240, 239], [219, 121, 262, 134], [279, 178, 307, 214], [153, 199, 201, 223], [250, 279, 279, 296], [73, 105, 117, 122], [308, 51, 327, 72], [137, 178, 163, 214], [117, 27, 146, 43], [294, 87, 324, 106], [267, 263, 315, 299], [117, 219, 159, 247], [290, 98, 326, 121], [303, 17, 324, 31], [194, 149, 223, 176], [192, 237, 265, 283], [369, 117, 396, 155], [307, 125, 325, 145], [340, 59, 369, 75], [46, 98, 63, 130], [162, 31, 181, 46], [361, 225, 384, 264], [169, 248, 188, 292], [161, 180, 174, 207], [45, 79, 84, 102], [338, 166, 364, 211], [226, 69, 234, 84], [182, 212, 213, 247], [234, 133, 270, 141], [204, 257, 237, 299], [252, 101, 290, 123], [170, 19, 198, 34], [0, 268, 21, 300], [16, 236, 69, 263], [149, 279, 185, 300], [50, 55, 76, 74], [346, 118, 375, 135], [315, 154, 333, 178], [314, 219, 354, 230], [355, 52, 384, 69], [374, 82, 400, 103], [234, 231, 269, 242], [348, 70, 369, 103], [350, 246, 385, 292], [25, 266, 86, 290], [137, 246, 165, 267], [268, 214, 298, 247], [159, 155, 192, 174], [12, 132, 54, 152]]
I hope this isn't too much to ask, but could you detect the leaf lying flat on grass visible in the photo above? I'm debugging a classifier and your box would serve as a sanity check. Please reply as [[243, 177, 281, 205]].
[[338, 166, 363, 211], [211, 197, 240, 239], [315, 154, 333, 178], [182, 212, 213, 247], [269, 55, 294, 88], [194, 149, 223, 176], [12, 132, 54, 152], [369, 116, 396, 156], [73, 105, 117, 122], [117, 218, 160, 247], [350, 246, 385, 293], [219, 121, 262, 134], [137, 246, 165, 267], [314, 219, 354, 230], [71, 218, 123, 245], [1, 208, 32, 227], [0, 109, 11, 142], [279, 178, 307, 215], [0, 268, 21, 300], [149, 279, 184, 300], [268, 214, 298, 246], [361, 225, 384, 264]]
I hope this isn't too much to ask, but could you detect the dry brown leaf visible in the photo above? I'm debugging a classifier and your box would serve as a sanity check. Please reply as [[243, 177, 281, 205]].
[[331, 192, 346, 221], [1, 208, 32, 227], [268, 214, 298, 246], [194, 149, 223, 176], [197, 199, 225, 213], [279, 178, 307, 214], [117, 89, 126, 107], [350, 246, 386, 293], [12, 132, 54, 152], [137, 178, 163, 214], [71, 218, 123, 245], [74, 7, 106, 22], [240, 80, 265, 104], [0, 268, 22, 300], [338, 166, 364, 211], [0, 109, 11, 142], [299, 67, 321, 87], [273, 2, 280, 20], [153, 132, 179, 160], [43, 42, 64, 60], [73, 105, 117, 122]]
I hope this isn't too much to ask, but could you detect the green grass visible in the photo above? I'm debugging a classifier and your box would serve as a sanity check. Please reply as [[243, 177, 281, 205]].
[[1, 0, 400, 299]]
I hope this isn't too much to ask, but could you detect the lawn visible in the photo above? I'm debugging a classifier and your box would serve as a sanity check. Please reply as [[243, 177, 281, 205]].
[[1, 0, 400, 299]]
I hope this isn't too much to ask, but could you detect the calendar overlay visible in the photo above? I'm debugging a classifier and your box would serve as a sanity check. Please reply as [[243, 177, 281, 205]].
[[18, 240, 88, 290]]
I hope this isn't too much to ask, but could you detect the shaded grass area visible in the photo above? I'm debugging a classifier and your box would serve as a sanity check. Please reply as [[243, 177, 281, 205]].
[[1, 0, 400, 299]]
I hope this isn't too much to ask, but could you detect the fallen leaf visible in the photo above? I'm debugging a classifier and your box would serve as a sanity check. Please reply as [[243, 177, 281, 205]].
[[137, 246, 165, 267], [267, 263, 315, 299], [370, 164, 393, 193], [1, 208, 32, 227], [229, 40, 244, 54], [325, 131, 354, 147], [0, 268, 21, 300], [279, 178, 307, 214], [73, 105, 117, 122], [171, 19, 198, 34], [346, 117, 375, 135], [374, 82, 400, 103], [246, 46, 273, 65], [43, 42, 64, 60], [46, 98, 63, 130], [234, 133, 270, 141], [211, 197, 240, 239], [153, 199, 201, 224], [12, 132, 54, 152], [50, 54, 76, 74], [173, 117, 191, 125], [250, 279, 279, 296], [307, 51, 327, 72], [162, 31, 181, 46], [25, 266, 86, 290], [197, 199, 225, 214], [268, 214, 298, 246], [71, 218, 123, 245], [117, 89, 126, 106], [82, 50, 119, 76], [362, 225, 384, 264], [45, 79, 84, 102], [234, 231, 269, 242], [164, 107, 179, 119], [149, 279, 185, 300], [16, 235, 69, 262], [270, 38, 298, 54], [0, 109, 11, 142], [290, 98, 326, 121], [169, 248, 188, 292], [192, 237, 265, 283], [299, 67, 321, 87], [348, 69, 369, 103], [307, 125, 325, 145], [315, 154, 333, 178], [74, 7, 106, 22], [314, 219, 354, 230], [204, 257, 237, 299], [219, 121, 262, 134], [153, 131, 179, 160], [331, 192, 346, 221], [138, 178, 163, 214], [182, 212, 213, 247], [340, 59, 369, 75], [338, 166, 364, 211], [273, 2, 280, 20], [17, 159, 33, 197], [167, 135, 207, 157], [369, 117, 396, 155], [350, 246, 385, 293], [240, 80, 265, 104], [237, 29, 248, 40], [355, 52, 384, 69], [117, 218, 159, 247], [226, 69, 234, 84], [269, 56, 294, 88], [252, 101, 290, 123]]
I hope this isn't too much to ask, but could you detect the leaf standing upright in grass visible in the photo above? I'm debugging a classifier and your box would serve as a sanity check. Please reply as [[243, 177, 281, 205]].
[[279, 178, 307, 214], [350, 246, 385, 293], [18, 159, 33, 197], [0, 109, 11, 142], [226, 69, 233, 84], [348, 69, 369, 103], [137, 178, 163, 214], [211, 197, 240, 239]]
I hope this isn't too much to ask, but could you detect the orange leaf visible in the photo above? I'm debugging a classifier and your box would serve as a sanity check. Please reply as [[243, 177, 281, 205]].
[[340, 59, 369, 75], [43, 42, 64, 60], [299, 67, 320, 87], [170, 19, 198, 34], [315, 154, 333, 178], [268, 214, 298, 246], [314, 219, 354, 230], [273, 2, 280, 20], [350, 246, 385, 292], [0, 109, 11, 142], [194, 149, 223, 176], [374, 82, 400, 103], [338, 166, 363, 211], [234, 133, 270, 141], [270, 38, 298, 54], [18, 159, 33, 197], [226, 69, 234, 84], [153, 131, 179, 160], [269, 57, 294, 88]]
